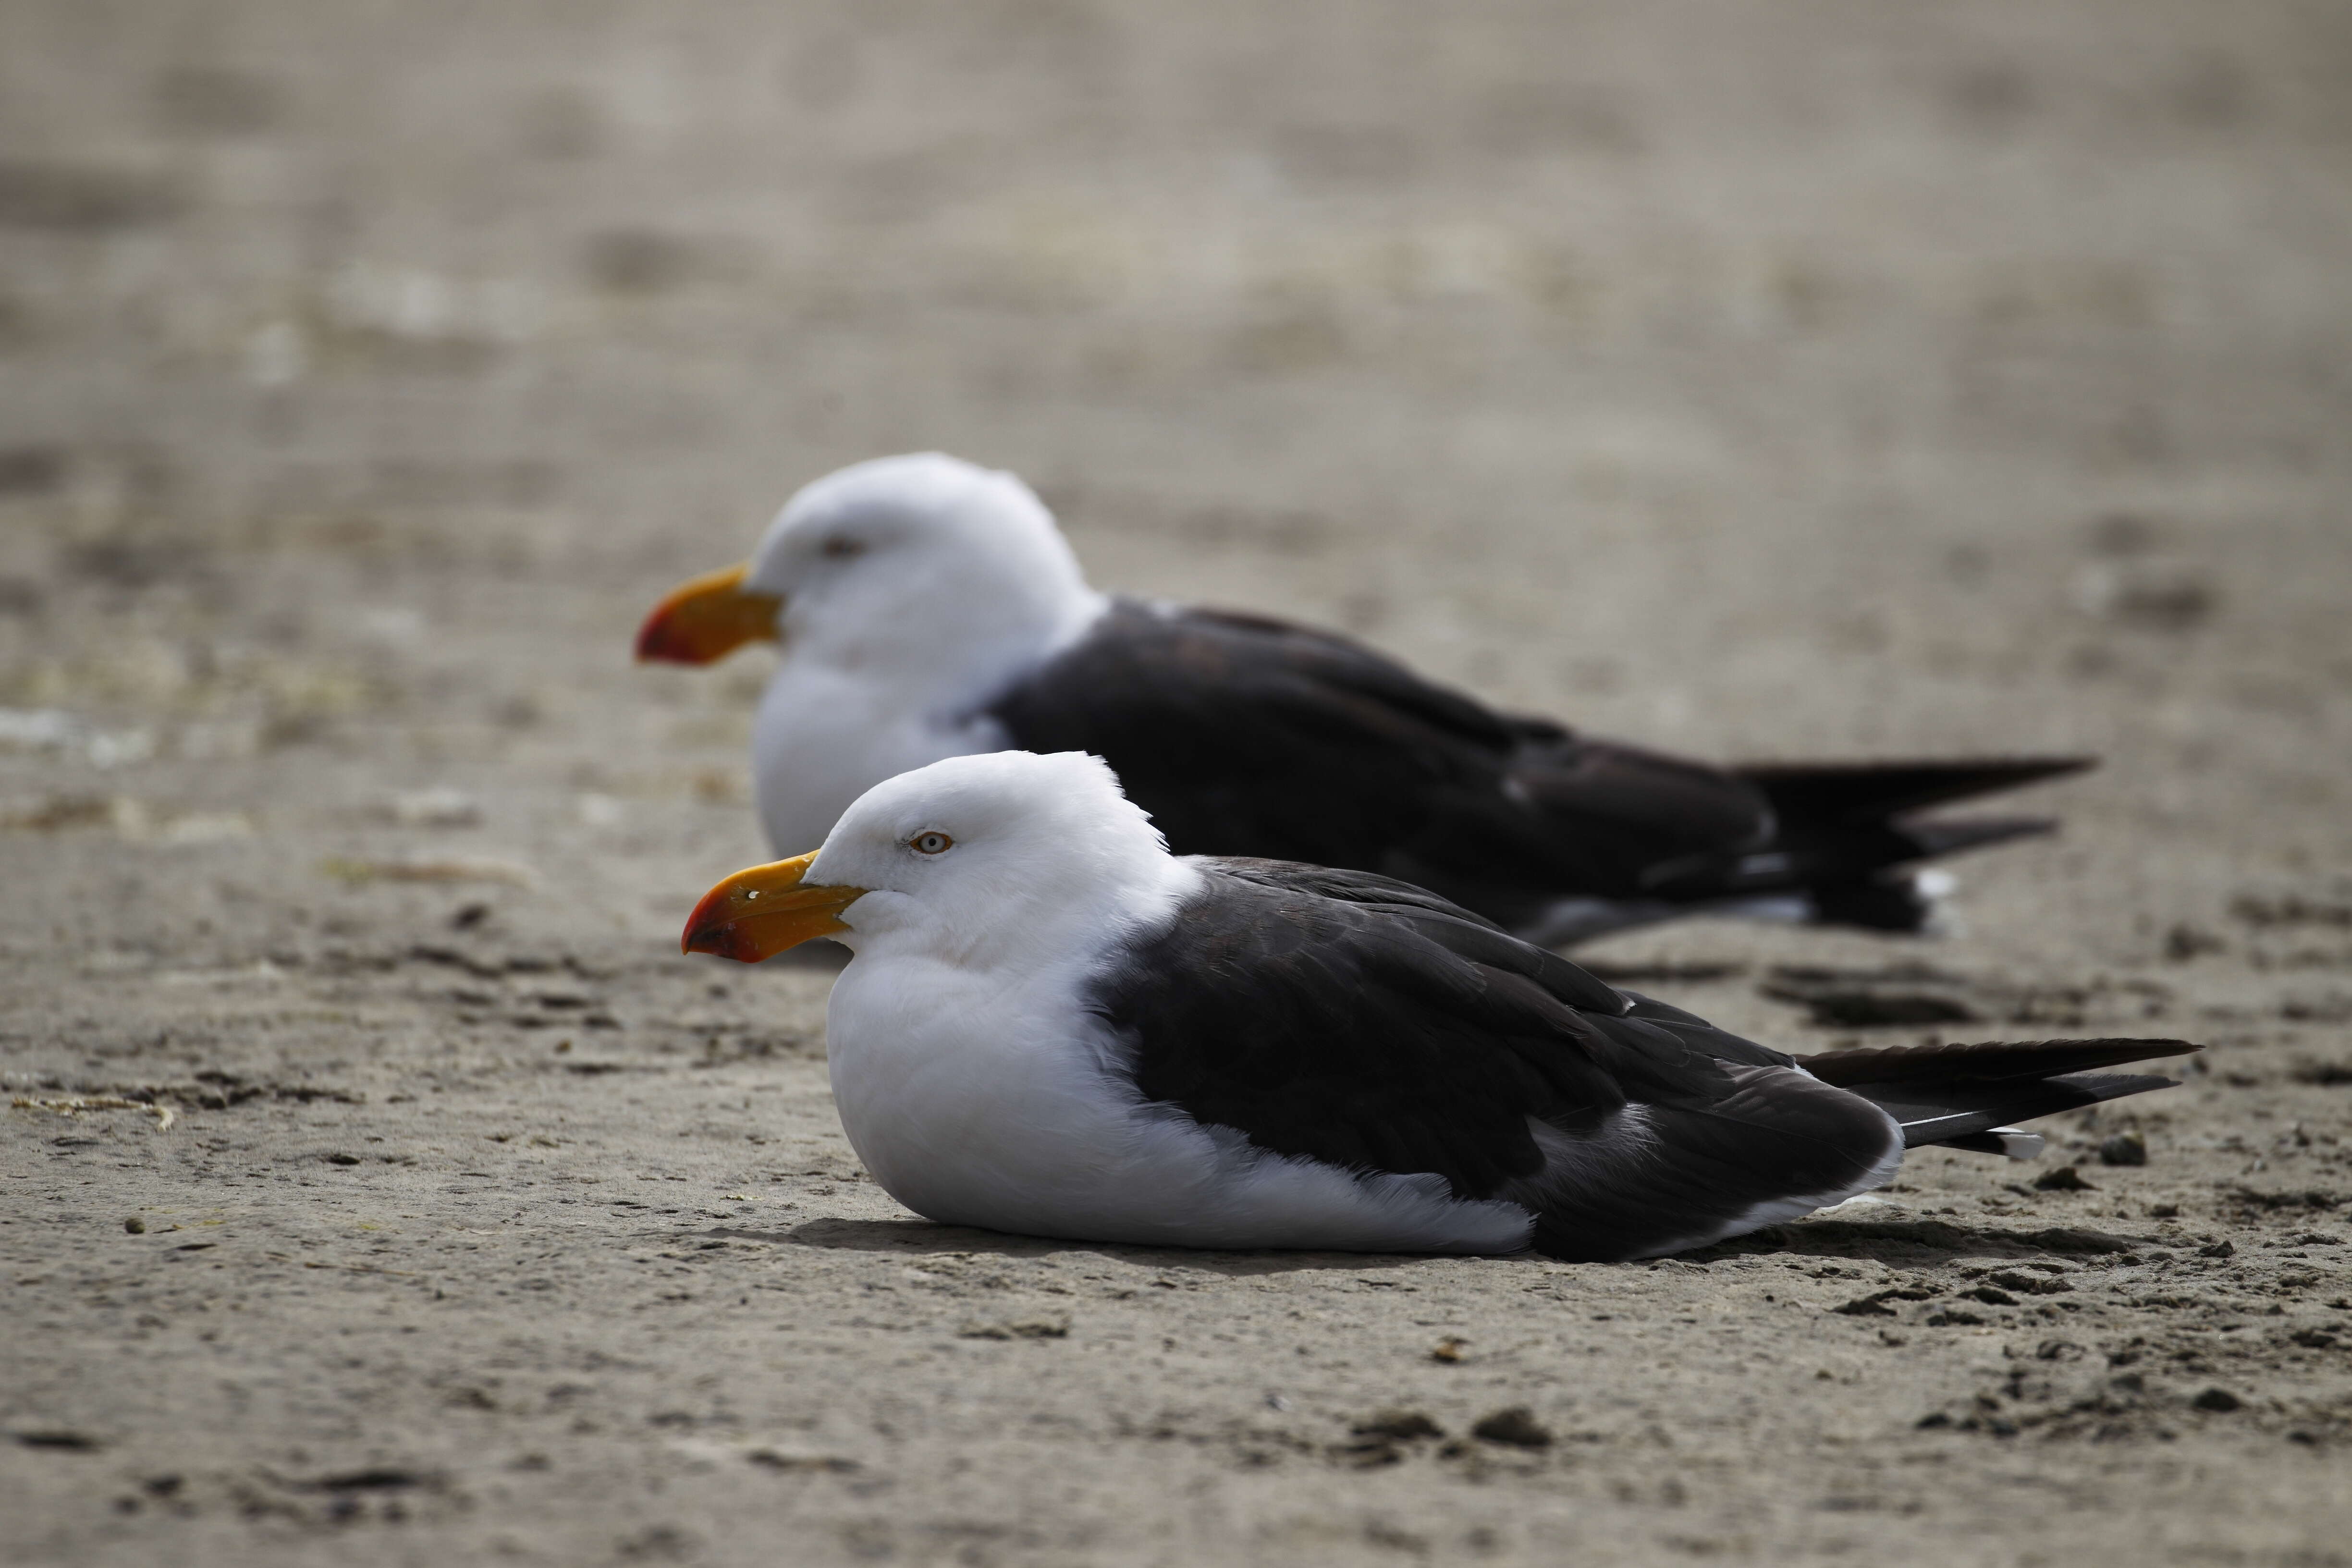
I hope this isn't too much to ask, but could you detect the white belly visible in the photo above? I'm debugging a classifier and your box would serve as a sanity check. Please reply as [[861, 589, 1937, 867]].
[[751, 666, 1012, 854], [823, 952, 1534, 1255]]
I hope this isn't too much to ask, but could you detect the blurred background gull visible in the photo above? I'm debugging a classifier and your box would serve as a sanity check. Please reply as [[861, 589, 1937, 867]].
[[0, 0, 2345, 972]]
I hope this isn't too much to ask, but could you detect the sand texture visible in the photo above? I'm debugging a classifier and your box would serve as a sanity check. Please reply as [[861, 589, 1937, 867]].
[[3, 1, 2350, 1563]]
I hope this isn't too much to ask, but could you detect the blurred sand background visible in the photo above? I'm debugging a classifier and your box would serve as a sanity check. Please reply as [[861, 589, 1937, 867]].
[[2, 1, 2350, 1563]]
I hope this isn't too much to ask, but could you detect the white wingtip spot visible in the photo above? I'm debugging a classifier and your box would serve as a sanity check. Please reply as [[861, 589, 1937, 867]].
[[1989, 1127, 2046, 1161]]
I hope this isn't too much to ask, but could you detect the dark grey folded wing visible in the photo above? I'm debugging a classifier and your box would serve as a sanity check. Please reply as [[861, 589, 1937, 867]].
[[987, 601, 1774, 904], [1089, 860, 1904, 1261]]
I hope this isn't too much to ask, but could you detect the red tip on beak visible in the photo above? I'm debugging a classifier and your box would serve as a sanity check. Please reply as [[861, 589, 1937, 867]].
[[681, 851, 865, 962], [636, 563, 784, 665]]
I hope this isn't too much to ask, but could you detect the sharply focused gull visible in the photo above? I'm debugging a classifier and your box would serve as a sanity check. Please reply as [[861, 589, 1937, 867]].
[[641, 453, 2090, 946], [679, 750, 2190, 1261]]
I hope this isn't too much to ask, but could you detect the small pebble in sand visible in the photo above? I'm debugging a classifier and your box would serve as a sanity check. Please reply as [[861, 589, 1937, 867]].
[[1470, 1408, 1552, 1448], [2100, 1132, 2149, 1166], [387, 788, 483, 828]]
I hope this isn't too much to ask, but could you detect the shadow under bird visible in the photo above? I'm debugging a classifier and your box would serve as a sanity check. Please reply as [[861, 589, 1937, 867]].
[[680, 750, 2191, 1263], [640, 453, 2090, 946]]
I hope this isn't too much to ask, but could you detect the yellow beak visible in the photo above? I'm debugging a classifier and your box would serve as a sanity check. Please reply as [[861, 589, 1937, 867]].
[[635, 562, 784, 665], [681, 851, 867, 962]]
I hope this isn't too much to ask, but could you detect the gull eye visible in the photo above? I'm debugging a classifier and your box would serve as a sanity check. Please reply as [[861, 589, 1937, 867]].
[[821, 536, 864, 559], [909, 831, 953, 856]]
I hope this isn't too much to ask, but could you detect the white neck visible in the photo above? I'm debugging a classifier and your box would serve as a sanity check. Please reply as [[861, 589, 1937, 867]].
[[781, 574, 1106, 722]]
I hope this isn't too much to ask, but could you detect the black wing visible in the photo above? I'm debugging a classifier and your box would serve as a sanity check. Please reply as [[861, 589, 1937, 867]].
[[1086, 859, 1904, 1262], [987, 600, 1772, 911]]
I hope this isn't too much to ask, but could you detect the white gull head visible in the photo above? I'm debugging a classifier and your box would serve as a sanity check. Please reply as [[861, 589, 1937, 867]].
[[740, 453, 1109, 851], [746, 452, 1104, 694], [808, 749, 1191, 975]]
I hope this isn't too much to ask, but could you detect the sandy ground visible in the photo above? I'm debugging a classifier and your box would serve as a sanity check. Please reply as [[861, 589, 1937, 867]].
[[3, 2, 2351, 1563]]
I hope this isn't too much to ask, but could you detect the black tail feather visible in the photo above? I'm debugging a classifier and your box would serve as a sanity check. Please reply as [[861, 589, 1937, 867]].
[[1895, 815, 2060, 861], [1793, 1037, 2199, 1153], [1715, 758, 2095, 936], [1735, 757, 2096, 825], [1863, 1072, 2183, 1150], [1799, 1036, 2197, 1089]]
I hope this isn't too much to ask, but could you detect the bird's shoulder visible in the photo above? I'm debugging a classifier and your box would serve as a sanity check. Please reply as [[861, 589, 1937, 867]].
[[998, 598, 1518, 751], [1198, 856, 1631, 1016]]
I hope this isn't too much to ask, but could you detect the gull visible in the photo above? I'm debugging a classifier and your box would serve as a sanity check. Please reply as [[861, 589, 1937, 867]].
[[679, 750, 2188, 1261], [642, 453, 2089, 945]]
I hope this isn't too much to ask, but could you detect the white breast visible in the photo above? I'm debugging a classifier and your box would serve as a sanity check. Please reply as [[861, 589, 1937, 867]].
[[822, 942, 1536, 1255], [751, 664, 1011, 855]]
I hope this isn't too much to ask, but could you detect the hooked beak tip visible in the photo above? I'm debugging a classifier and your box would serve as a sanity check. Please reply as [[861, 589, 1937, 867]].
[[678, 851, 860, 964], [680, 923, 746, 960], [634, 563, 781, 666], [634, 614, 695, 664]]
